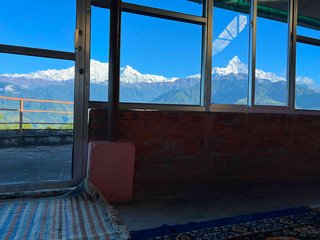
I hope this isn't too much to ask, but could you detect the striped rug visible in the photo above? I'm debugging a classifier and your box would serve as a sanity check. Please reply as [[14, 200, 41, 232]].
[[0, 192, 129, 240]]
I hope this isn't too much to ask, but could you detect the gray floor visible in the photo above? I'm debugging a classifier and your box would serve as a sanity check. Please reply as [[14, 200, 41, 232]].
[[0, 145, 72, 184], [115, 177, 320, 231]]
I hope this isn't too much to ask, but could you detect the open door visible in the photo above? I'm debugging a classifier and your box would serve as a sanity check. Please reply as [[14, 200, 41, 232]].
[[0, 0, 89, 193]]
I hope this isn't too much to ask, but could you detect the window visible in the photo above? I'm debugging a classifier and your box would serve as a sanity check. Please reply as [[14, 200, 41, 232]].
[[297, 0, 320, 39], [0, 1, 76, 51], [90, 7, 110, 102], [120, 12, 202, 105], [255, 0, 288, 106], [88, 0, 320, 115], [122, 0, 203, 16], [295, 43, 320, 110], [295, 0, 320, 111], [211, 2, 250, 105]]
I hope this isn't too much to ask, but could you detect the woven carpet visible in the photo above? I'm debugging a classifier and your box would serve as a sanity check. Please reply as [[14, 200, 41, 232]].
[[131, 207, 320, 240], [0, 191, 129, 240]]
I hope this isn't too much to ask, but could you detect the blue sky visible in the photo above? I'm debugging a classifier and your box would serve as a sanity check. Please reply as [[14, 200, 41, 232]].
[[0, 0, 75, 74], [92, 5, 288, 78], [0, 1, 75, 51], [0, 0, 318, 85]]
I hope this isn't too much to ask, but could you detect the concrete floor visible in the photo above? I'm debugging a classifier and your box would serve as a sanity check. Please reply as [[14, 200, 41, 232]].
[[0, 145, 72, 184], [115, 177, 320, 231]]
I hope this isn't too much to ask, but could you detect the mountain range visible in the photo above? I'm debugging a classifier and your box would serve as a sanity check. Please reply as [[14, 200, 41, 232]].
[[0, 56, 319, 125]]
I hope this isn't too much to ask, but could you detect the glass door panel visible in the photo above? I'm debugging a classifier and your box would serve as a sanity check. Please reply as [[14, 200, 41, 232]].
[[0, 54, 74, 184], [0, 0, 85, 192]]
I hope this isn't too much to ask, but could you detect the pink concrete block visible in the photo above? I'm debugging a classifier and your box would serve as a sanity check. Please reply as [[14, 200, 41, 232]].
[[88, 140, 135, 203]]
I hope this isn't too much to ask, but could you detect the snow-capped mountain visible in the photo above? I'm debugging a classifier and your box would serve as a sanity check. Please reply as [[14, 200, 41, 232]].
[[1, 66, 75, 82], [0, 59, 177, 84], [0, 56, 319, 114], [213, 56, 248, 76], [119, 65, 177, 84], [213, 56, 286, 82], [90, 60, 109, 83], [0, 57, 288, 85]]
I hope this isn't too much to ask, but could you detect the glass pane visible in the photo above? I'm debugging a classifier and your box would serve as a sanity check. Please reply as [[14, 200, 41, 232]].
[[0, 54, 74, 184], [298, 27, 320, 39], [297, 0, 320, 39], [295, 43, 320, 110], [123, 0, 203, 16], [120, 13, 202, 105], [255, 0, 288, 106], [211, 1, 250, 105], [90, 7, 110, 102], [0, 0, 76, 51]]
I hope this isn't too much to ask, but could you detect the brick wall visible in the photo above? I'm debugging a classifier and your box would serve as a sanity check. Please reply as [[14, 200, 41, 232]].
[[89, 109, 320, 193]]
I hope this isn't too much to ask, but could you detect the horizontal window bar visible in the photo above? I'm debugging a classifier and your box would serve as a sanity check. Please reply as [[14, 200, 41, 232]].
[[210, 104, 290, 114], [292, 109, 320, 116], [89, 101, 320, 116], [91, 0, 206, 25], [122, 2, 206, 25], [297, 35, 320, 47], [250, 106, 291, 114], [0, 44, 75, 60], [89, 101, 205, 111], [211, 104, 320, 116], [209, 104, 250, 113], [120, 103, 205, 112], [91, 0, 107, 8]]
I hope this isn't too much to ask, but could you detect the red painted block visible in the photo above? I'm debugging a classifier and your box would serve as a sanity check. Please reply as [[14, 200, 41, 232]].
[[88, 140, 135, 203]]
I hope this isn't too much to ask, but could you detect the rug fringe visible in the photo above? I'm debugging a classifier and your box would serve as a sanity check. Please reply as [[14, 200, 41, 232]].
[[85, 179, 131, 240]]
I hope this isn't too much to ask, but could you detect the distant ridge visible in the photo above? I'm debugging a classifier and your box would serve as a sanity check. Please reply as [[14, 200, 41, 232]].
[[0, 56, 319, 110]]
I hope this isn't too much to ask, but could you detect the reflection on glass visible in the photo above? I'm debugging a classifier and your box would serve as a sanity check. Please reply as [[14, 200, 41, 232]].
[[120, 13, 202, 105], [211, 1, 250, 105], [0, 54, 74, 184], [295, 43, 320, 110], [297, 0, 320, 39], [0, 0, 76, 51], [255, 0, 288, 106], [90, 7, 110, 102], [122, 0, 203, 16]]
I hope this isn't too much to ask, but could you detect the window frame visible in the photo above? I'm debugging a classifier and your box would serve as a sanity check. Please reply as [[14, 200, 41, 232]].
[[292, 0, 320, 111], [89, 0, 320, 116], [91, 0, 208, 108]]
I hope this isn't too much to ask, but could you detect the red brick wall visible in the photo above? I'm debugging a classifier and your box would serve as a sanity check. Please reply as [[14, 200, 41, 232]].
[[89, 110, 320, 192]]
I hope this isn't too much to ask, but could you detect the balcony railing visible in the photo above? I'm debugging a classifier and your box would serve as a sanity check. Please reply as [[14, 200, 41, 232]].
[[0, 96, 74, 134]]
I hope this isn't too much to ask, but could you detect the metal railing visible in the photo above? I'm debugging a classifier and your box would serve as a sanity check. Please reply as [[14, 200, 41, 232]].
[[0, 96, 74, 134]]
